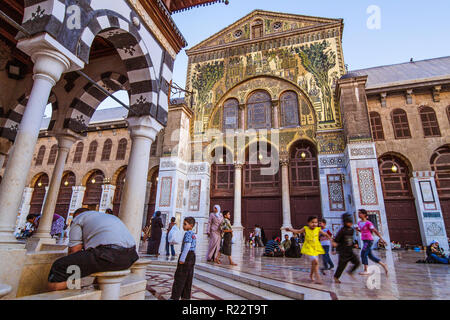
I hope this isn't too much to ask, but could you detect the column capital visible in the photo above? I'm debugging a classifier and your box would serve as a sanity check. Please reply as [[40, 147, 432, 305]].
[[55, 133, 80, 152], [234, 162, 244, 169], [126, 116, 164, 142], [280, 158, 290, 166], [31, 49, 71, 86], [412, 171, 435, 178]]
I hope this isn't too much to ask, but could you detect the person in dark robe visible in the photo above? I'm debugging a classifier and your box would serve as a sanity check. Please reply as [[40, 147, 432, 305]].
[[285, 234, 302, 258], [261, 226, 267, 245], [147, 211, 164, 255]]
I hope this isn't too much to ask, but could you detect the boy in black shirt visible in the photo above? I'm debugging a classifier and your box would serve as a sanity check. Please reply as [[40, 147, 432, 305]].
[[332, 214, 360, 283]]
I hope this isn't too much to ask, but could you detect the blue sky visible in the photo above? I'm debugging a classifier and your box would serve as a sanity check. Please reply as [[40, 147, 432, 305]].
[[91, 0, 450, 111]]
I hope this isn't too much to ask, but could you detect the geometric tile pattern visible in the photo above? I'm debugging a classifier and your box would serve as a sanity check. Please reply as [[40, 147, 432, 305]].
[[188, 180, 201, 211], [159, 177, 172, 207], [327, 174, 345, 211], [145, 271, 222, 300], [357, 168, 378, 205]]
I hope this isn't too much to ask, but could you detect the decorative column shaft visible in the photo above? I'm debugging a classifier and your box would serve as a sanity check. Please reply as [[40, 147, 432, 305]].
[[119, 116, 163, 246], [30, 134, 77, 244], [67, 186, 86, 224], [239, 105, 245, 130], [281, 160, 293, 232], [233, 162, 244, 243], [0, 49, 70, 245], [273, 101, 280, 129]]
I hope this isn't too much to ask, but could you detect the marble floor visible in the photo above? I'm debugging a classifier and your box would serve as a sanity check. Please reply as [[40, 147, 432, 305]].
[[142, 245, 450, 300]]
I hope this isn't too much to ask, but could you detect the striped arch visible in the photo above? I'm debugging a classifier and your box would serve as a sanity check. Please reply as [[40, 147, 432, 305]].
[[63, 72, 130, 134], [0, 93, 58, 142], [77, 13, 165, 123]]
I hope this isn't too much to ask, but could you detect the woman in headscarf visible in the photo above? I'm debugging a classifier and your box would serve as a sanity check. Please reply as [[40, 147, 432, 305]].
[[147, 211, 164, 255], [206, 205, 224, 263]]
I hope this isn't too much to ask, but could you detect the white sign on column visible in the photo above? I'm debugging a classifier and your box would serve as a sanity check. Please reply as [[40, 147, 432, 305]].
[[15, 187, 34, 234], [100, 184, 116, 212], [67, 186, 86, 224]]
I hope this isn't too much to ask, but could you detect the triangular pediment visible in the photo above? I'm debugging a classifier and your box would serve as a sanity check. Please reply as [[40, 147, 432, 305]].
[[187, 10, 342, 54]]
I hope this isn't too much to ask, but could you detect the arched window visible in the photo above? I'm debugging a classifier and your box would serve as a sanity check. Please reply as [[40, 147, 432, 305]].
[[101, 139, 112, 161], [113, 167, 127, 216], [55, 172, 76, 219], [391, 109, 411, 139], [211, 147, 234, 198], [30, 174, 49, 214], [431, 147, 450, 198], [83, 170, 105, 210], [73, 142, 84, 163], [247, 91, 272, 130], [280, 91, 299, 128], [379, 155, 412, 199], [289, 141, 319, 190], [116, 138, 127, 160], [419, 106, 441, 137], [369, 112, 384, 141], [87, 141, 98, 162], [244, 143, 280, 196], [222, 98, 239, 131], [252, 19, 263, 39], [35, 146, 46, 166], [47, 144, 58, 165]]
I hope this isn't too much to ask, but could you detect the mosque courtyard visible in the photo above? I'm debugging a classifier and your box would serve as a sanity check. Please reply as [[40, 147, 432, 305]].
[[141, 246, 450, 300]]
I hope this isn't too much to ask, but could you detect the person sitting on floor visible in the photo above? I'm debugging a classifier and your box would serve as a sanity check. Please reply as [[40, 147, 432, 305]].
[[281, 234, 291, 252], [47, 208, 139, 291], [285, 234, 302, 258], [426, 241, 449, 264], [263, 235, 284, 257]]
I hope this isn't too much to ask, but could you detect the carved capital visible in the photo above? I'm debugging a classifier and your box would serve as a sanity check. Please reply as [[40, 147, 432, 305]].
[[406, 89, 413, 105], [433, 86, 441, 103], [380, 92, 387, 108]]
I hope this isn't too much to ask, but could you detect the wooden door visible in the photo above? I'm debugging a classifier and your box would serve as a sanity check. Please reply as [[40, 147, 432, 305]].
[[113, 168, 126, 216], [83, 171, 104, 209], [439, 199, 450, 235], [243, 197, 281, 242], [290, 195, 322, 228], [385, 199, 421, 245]]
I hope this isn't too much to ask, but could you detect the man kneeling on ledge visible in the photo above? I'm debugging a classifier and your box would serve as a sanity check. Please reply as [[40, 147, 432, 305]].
[[47, 208, 139, 291]]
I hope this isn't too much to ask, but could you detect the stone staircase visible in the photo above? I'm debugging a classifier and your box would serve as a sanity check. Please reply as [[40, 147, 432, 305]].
[[146, 260, 333, 300]]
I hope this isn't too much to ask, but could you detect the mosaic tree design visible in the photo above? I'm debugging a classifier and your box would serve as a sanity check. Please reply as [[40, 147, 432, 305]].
[[192, 61, 225, 107], [294, 40, 336, 122]]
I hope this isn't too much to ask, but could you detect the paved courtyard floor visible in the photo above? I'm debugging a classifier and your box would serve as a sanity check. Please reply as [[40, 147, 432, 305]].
[[142, 245, 450, 300]]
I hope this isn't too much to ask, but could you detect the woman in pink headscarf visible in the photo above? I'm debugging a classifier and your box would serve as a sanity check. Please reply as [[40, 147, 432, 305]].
[[206, 205, 224, 264]]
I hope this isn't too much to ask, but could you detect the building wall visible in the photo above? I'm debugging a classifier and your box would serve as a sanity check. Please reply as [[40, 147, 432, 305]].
[[368, 90, 450, 170]]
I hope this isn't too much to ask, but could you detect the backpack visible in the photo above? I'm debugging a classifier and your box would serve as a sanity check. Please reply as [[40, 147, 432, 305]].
[[168, 225, 182, 245]]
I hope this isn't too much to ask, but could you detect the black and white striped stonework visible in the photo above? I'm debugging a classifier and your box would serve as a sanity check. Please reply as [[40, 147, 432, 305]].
[[21, 0, 66, 39], [77, 14, 161, 121], [0, 93, 58, 142], [63, 72, 129, 135]]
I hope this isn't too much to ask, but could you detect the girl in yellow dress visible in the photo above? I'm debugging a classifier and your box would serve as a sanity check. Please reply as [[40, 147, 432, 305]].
[[287, 216, 333, 284]]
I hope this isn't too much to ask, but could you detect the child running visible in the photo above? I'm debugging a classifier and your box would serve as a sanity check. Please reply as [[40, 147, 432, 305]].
[[355, 209, 388, 276], [319, 218, 334, 274], [332, 214, 360, 283], [170, 217, 197, 300], [287, 216, 332, 284]]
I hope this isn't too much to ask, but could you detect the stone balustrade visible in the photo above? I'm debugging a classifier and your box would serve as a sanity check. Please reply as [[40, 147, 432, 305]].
[[91, 270, 131, 300]]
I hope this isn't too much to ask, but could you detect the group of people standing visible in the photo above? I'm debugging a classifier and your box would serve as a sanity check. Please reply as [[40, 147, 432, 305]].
[[206, 205, 237, 266], [17, 213, 66, 240]]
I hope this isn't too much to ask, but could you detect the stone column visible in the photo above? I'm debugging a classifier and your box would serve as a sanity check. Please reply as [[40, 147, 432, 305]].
[[0, 49, 70, 246], [280, 159, 293, 236], [28, 134, 77, 250], [410, 171, 449, 253], [233, 163, 243, 242], [119, 116, 163, 246], [239, 105, 245, 130], [273, 101, 280, 129], [100, 184, 116, 212]]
